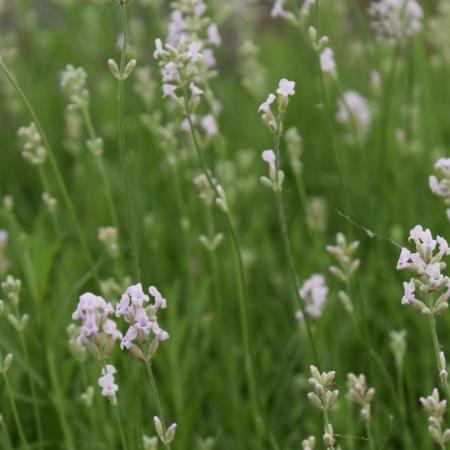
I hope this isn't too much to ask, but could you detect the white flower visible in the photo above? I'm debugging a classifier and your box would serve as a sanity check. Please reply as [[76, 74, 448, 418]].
[[262, 149, 276, 170], [98, 365, 118, 403], [368, 0, 423, 43], [271, 0, 288, 18], [298, 274, 328, 319], [277, 78, 296, 97], [402, 279, 416, 305], [207, 23, 221, 46], [259, 93, 276, 113], [162, 83, 178, 100], [186, 41, 203, 62], [320, 47, 336, 75], [201, 114, 218, 137], [153, 38, 164, 59], [336, 90, 371, 138]]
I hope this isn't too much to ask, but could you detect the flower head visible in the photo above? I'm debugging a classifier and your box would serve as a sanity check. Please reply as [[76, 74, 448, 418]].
[[276, 78, 295, 98]]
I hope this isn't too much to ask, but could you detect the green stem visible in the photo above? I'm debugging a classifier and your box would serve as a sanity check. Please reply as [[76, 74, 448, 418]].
[[311, 1, 346, 198], [17, 324, 44, 450], [82, 106, 119, 229], [273, 123, 319, 367], [144, 361, 171, 450], [114, 402, 129, 450], [182, 91, 267, 446], [2, 371, 30, 450], [366, 421, 375, 450], [0, 58, 99, 283], [428, 309, 450, 402], [116, 3, 140, 281]]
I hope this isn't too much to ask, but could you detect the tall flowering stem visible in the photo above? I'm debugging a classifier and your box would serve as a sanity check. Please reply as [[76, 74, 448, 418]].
[[145, 362, 172, 450], [0, 352, 30, 450], [0, 58, 98, 282], [183, 97, 265, 444], [113, 1, 140, 281], [397, 226, 450, 403], [260, 81, 319, 366]]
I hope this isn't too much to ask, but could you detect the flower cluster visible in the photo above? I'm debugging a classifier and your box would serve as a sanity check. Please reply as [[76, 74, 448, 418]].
[[429, 1, 450, 66], [72, 292, 122, 359], [116, 283, 169, 361], [260, 149, 284, 192], [326, 233, 360, 283], [71, 283, 169, 400], [420, 388, 450, 447], [307, 365, 339, 448], [368, 0, 423, 44], [1, 275, 28, 333], [98, 226, 119, 258], [60, 65, 89, 110], [429, 158, 450, 221], [336, 90, 372, 139], [347, 373, 375, 423], [258, 78, 296, 133], [17, 122, 47, 165], [271, 0, 315, 25], [98, 364, 119, 404], [154, 0, 220, 112], [302, 436, 316, 450], [397, 226, 450, 315], [296, 274, 328, 323]]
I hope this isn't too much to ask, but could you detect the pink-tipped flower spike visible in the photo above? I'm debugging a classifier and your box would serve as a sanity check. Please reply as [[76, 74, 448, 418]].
[[116, 283, 169, 361], [397, 226, 450, 316], [71, 292, 122, 359]]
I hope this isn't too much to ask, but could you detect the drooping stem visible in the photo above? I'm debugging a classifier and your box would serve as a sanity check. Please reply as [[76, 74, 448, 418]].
[[0, 58, 99, 283], [144, 361, 171, 450], [116, 3, 140, 281]]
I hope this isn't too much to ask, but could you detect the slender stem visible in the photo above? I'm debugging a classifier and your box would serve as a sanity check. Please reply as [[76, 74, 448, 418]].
[[0, 58, 99, 283], [366, 422, 375, 450], [116, 3, 140, 281], [114, 402, 129, 450], [2, 372, 30, 450], [182, 91, 267, 446], [82, 106, 119, 229], [428, 310, 450, 402], [17, 326, 44, 450], [311, 1, 345, 197], [273, 123, 319, 367], [144, 361, 171, 450]]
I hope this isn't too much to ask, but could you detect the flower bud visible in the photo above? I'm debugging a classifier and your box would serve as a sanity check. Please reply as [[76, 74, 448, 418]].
[[108, 59, 121, 80]]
